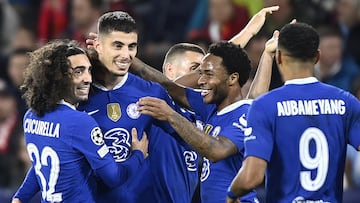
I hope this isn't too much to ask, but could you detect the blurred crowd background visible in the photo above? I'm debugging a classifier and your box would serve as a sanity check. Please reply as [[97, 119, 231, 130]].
[[0, 0, 360, 202]]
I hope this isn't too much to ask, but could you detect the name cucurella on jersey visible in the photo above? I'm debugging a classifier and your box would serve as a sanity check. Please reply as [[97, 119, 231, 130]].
[[277, 99, 345, 116], [24, 118, 60, 138]]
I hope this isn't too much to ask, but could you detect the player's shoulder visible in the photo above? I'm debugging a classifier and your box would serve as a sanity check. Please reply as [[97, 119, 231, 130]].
[[316, 82, 358, 102], [218, 99, 252, 116], [61, 107, 98, 127], [128, 73, 163, 89]]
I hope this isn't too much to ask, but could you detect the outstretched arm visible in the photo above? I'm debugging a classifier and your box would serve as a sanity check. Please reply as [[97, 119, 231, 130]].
[[229, 6, 279, 48], [246, 19, 296, 99], [131, 58, 192, 109], [138, 97, 238, 162], [246, 30, 279, 99]]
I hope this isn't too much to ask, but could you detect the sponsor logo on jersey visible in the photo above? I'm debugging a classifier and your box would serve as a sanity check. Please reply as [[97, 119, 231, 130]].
[[107, 103, 121, 122], [103, 128, 131, 162], [126, 103, 141, 119], [292, 196, 330, 203], [87, 109, 99, 115]]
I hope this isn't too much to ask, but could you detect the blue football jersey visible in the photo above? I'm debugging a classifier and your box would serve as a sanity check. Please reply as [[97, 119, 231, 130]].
[[244, 77, 360, 203], [110, 101, 203, 203], [78, 73, 175, 202], [122, 124, 199, 203], [17, 101, 120, 203], [186, 88, 258, 203]]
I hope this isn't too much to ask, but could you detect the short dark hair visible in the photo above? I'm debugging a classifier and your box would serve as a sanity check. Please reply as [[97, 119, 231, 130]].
[[164, 43, 205, 64], [278, 23, 319, 61], [208, 41, 251, 87], [97, 11, 137, 35], [21, 39, 86, 116]]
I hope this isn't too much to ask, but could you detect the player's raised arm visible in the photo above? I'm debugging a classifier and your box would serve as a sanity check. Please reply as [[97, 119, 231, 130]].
[[246, 19, 296, 99], [131, 57, 192, 109], [229, 6, 279, 48], [246, 30, 279, 99]]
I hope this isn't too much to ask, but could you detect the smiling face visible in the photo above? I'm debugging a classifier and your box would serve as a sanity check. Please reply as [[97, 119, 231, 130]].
[[95, 31, 138, 77], [198, 53, 230, 105], [65, 54, 92, 105]]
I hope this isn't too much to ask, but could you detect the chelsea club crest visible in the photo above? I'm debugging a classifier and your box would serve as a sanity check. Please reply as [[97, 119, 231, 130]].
[[127, 103, 141, 119]]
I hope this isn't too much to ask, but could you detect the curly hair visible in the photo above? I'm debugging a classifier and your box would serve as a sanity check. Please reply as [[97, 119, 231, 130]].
[[21, 39, 86, 116], [208, 41, 251, 87]]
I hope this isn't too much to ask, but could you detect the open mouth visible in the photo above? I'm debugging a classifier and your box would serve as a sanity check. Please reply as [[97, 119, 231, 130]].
[[77, 86, 90, 95], [201, 89, 211, 97], [114, 61, 130, 69]]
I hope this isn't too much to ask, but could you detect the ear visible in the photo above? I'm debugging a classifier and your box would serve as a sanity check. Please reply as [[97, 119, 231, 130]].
[[94, 38, 101, 53], [314, 49, 320, 64], [228, 72, 239, 86], [164, 63, 174, 80]]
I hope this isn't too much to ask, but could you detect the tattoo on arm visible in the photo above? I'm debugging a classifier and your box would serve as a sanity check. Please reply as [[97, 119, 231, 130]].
[[168, 112, 237, 162]]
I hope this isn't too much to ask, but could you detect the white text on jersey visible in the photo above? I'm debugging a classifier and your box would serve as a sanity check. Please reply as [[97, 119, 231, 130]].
[[277, 99, 345, 116], [24, 118, 60, 138]]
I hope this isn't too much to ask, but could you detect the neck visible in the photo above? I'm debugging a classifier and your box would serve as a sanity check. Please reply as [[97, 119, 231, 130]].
[[103, 73, 125, 90], [217, 86, 243, 111], [281, 62, 314, 81], [95, 68, 125, 90]]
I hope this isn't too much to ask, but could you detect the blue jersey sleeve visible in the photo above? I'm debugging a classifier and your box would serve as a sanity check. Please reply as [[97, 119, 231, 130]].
[[244, 99, 274, 162], [13, 167, 40, 202], [347, 94, 360, 149], [152, 85, 178, 135], [72, 113, 144, 188], [221, 113, 249, 153], [94, 150, 144, 188], [185, 88, 209, 120], [71, 114, 115, 170]]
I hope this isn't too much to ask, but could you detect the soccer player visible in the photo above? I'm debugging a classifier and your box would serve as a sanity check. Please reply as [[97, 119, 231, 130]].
[[226, 23, 360, 203], [78, 11, 177, 202], [11, 40, 148, 203], [133, 41, 255, 203], [143, 43, 205, 203]]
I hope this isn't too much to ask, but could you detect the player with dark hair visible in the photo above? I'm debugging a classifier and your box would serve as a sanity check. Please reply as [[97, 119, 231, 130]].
[[133, 40, 256, 203], [227, 22, 360, 203], [78, 11, 177, 203], [11, 39, 148, 203]]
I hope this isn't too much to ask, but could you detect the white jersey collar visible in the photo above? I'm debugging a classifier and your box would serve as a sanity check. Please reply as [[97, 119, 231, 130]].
[[217, 99, 253, 115], [93, 73, 129, 91], [284, 77, 318, 85], [58, 100, 76, 110]]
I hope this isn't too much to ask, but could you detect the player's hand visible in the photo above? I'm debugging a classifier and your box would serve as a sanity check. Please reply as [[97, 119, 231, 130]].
[[244, 6, 279, 36], [86, 32, 98, 49], [264, 19, 296, 55], [131, 128, 149, 158], [264, 30, 279, 55], [11, 198, 22, 203], [137, 97, 175, 121]]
